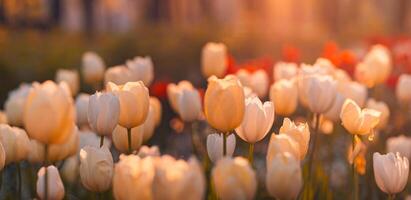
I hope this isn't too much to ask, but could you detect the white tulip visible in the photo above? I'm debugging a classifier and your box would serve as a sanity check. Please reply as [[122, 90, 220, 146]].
[[273, 62, 298, 81], [386, 135, 411, 160], [303, 75, 337, 113], [79, 129, 111, 149], [36, 165, 65, 200], [206, 133, 236, 163], [75, 93, 90, 128], [279, 118, 310, 159], [4, 84, 30, 126], [267, 134, 300, 164], [126, 56, 154, 86], [137, 145, 160, 158], [104, 65, 133, 85], [166, 80, 194, 113], [236, 69, 269, 98], [82, 51, 105, 84], [88, 92, 120, 136], [366, 98, 390, 130], [324, 92, 346, 122], [337, 81, 367, 107], [55, 69, 80, 96], [177, 88, 202, 122], [201, 42, 227, 78], [373, 152, 409, 195]]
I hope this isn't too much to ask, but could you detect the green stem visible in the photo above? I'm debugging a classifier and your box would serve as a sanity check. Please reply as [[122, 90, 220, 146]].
[[17, 162, 21, 199], [248, 143, 254, 165], [352, 134, 358, 200], [44, 144, 48, 200], [306, 113, 321, 200], [100, 135, 104, 148], [223, 133, 227, 156], [387, 194, 395, 200], [127, 128, 132, 154]]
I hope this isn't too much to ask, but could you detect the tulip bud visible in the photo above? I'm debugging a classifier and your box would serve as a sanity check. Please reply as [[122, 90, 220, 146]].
[[82, 51, 105, 84], [266, 152, 302, 200], [79, 146, 113, 192], [212, 157, 256, 200], [149, 97, 162, 127], [167, 80, 194, 113], [396, 74, 411, 105], [126, 56, 154, 86], [178, 88, 202, 122], [373, 152, 409, 195], [104, 66, 133, 86], [112, 125, 143, 153], [387, 135, 411, 160], [55, 69, 80, 96], [235, 97, 274, 143], [88, 92, 120, 136], [267, 134, 300, 164], [36, 165, 65, 200], [75, 93, 90, 128], [4, 84, 30, 127], [204, 75, 245, 132], [201, 42, 227, 78], [273, 62, 298, 81], [279, 118, 310, 159], [24, 81, 75, 144], [366, 98, 390, 130], [337, 81, 367, 107], [137, 145, 160, 158], [303, 75, 337, 114], [270, 79, 298, 116], [107, 81, 150, 129], [0, 124, 30, 164], [206, 133, 236, 163], [340, 99, 381, 135]]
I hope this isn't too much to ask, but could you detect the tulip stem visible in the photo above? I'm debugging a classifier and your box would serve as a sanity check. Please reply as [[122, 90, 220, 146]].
[[306, 113, 321, 200], [388, 194, 395, 200], [17, 162, 22, 199], [44, 144, 48, 200], [100, 136, 104, 148], [223, 133, 227, 156], [352, 134, 358, 200], [248, 143, 254, 165], [127, 128, 132, 154]]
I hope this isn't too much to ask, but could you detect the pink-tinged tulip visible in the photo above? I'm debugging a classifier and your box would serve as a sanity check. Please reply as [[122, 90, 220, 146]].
[[36, 166, 65, 200], [396, 74, 411, 105], [0, 124, 30, 164], [273, 62, 298, 81], [236, 69, 269, 98], [201, 42, 227, 78], [337, 81, 367, 108], [167, 80, 194, 113], [207, 133, 236, 163], [75, 93, 90, 128], [267, 134, 300, 164], [79, 129, 111, 149], [303, 75, 337, 113], [340, 99, 381, 135], [104, 66, 133, 85], [279, 118, 310, 159], [270, 79, 298, 116], [55, 69, 79, 96], [324, 93, 346, 122], [387, 135, 411, 160], [366, 98, 390, 130], [88, 92, 120, 136], [126, 56, 154, 86], [178, 88, 202, 122], [373, 152, 409, 195], [82, 51, 105, 84], [4, 84, 30, 126]]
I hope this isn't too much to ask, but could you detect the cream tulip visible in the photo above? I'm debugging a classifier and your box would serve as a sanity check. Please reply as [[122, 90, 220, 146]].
[[104, 65, 133, 85], [201, 42, 227, 78], [236, 69, 269, 98], [126, 56, 154, 86], [167, 80, 194, 113], [138, 145, 160, 158], [269, 79, 298, 116], [36, 165, 65, 200], [79, 146, 113, 192], [55, 69, 79, 96], [75, 93, 90, 128], [204, 75, 245, 132], [337, 81, 368, 108], [387, 135, 411, 160], [373, 152, 409, 195], [206, 133, 236, 163], [112, 125, 143, 154], [340, 99, 381, 135], [366, 98, 390, 130], [82, 51, 105, 84], [0, 124, 30, 164], [266, 152, 303, 200], [279, 118, 310, 159], [88, 92, 120, 136], [24, 81, 75, 144], [396, 74, 411, 105], [4, 84, 30, 126], [212, 157, 256, 200], [152, 156, 206, 200], [267, 134, 300, 164], [273, 62, 298, 81], [178, 88, 202, 122], [150, 97, 162, 127], [235, 97, 274, 143], [303, 75, 337, 113], [297, 64, 332, 107], [324, 92, 346, 122]]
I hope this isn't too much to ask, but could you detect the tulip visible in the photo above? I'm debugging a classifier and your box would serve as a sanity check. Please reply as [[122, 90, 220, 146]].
[[167, 80, 194, 113], [302, 75, 337, 114], [201, 42, 227, 78], [279, 118, 310, 159], [0, 111, 7, 124], [150, 97, 162, 127], [36, 166, 65, 200], [297, 64, 332, 107], [88, 91, 120, 138], [79, 146, 113, 192], [207, 133, 236, 163], [104, 65, 133, 85], [60, 155, 79, 184], [313, 58, 336, 74], [212, 157, 256, 200], [112, 125, 143, 154], [237, 69, 270, 98], [55, 69, 79, 96], [396, 74, 411, 106], [204, 75, 245, 133], [75, 93, 90, 128], [340, 99, 381, 135], [82, 51, 105, 84], [0, 124, 30, 164], [269, 79, 298, 116], [266, 152, 302, 200], [333, 69, 351, 82], [178, 88, 202, 122], [273, 62, 298, 81], [243, 86, 257, 99], [137, 145, 160, 158], [366, 98, 390, 130], [337, 81, 367, 108], [79, 129, 111, 149], [387, 135, 411, 160], [324, 92, 346, 122], [152, 156, 206, 200], [4, 84, 30, 127], [267, 134, 300, 165], [24, 81, 75, 145], [126, 56, 154, 86], [373, 152, 409, 197], [113, 154, 155, 200]]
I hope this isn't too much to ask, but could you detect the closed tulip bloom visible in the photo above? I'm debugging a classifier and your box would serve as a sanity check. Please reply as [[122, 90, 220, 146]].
[[273, 62, 298, 81], [366, 98, 390, 129], [340, 99, 381, 135], [297, 64, 333, 107], [324, 93, 346, 122], [138, 145, 160, 158], [24, 81, 75, 144], [126, 56, 154, 86], [88, 92, 120, 136], [0, 124, 31, 164], [337, 81, 368, 107], [75, 93, 90, 128], [104, 65, 133, 85], [201, 42, 227, 78], [79, 129, 111, 149], [266, 152, 302, 200], [207, 133, 236, 163], [212, 157, 256, 200], [113, 155, 155, 200], [36, 165, 65, 200], [235, 97, 274, 143], [178, 88, 202, 122], [236, 69, 269, 98], [152, 156, 206, 200], [269, 79, 298, 116], [167, 80, 194, 113], [279, 118, 310, 159], [149, 97, 162, 127], [112, 125, 143, 153], [373, 152, 409, 195], [0, 143, 5, 171], [55, 69, 80, 96], [82, 51, 105, 84], [107, 81, 149, 128], [387, 135, 411, 160], [204, 75, 245, 132], [396, 74, 411, 105], [303, 75, 337, 113], [4, 84, 30, 126], [79, 146, 113, 192], [267, 134, 300, 164]]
